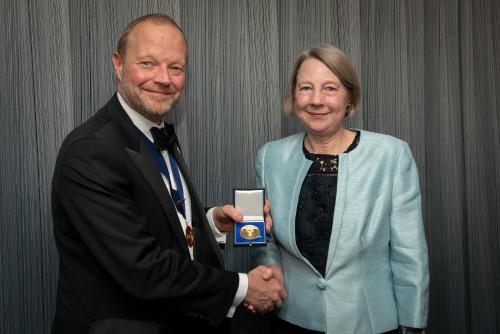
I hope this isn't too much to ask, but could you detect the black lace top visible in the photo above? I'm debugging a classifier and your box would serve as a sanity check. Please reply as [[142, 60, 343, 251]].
[[295, 131, 360, 277]]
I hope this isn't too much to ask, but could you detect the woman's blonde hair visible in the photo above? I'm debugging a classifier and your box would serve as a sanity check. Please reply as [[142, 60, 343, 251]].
[[283, 45, 361, 117]]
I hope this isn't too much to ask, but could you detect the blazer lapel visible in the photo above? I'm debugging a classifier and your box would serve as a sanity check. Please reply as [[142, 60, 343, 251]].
[[324, 153, 349, 276], [284, 132, 348, 277], [288, 160, 313, 261], [281, 134, 317, 264]]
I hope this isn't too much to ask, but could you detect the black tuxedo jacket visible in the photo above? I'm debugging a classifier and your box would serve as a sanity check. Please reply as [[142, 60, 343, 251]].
[[51, 95, 239, 334]]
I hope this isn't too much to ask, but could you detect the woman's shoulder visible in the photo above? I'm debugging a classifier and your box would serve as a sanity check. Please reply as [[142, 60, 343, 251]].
[[258, 132, 304, 153], [358, 129, 408, 150]]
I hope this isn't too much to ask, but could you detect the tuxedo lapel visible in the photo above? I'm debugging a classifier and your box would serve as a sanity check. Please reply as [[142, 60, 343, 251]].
[[170, 147, 224, 266], [126, 144, 190, 256], [105, 95, 190, 256], [106, 94, 223, 266]]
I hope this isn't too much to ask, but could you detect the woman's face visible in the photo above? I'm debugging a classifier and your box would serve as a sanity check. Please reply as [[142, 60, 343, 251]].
[[294, 58, 350, 136]]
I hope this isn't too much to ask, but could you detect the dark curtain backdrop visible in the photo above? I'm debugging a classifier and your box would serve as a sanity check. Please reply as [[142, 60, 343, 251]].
[[1, 0, 498, 333]]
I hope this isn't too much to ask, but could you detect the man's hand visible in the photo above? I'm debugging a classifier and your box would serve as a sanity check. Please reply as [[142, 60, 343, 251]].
[[244, 265, 287, 314], [213, 200, 273, 233], [212, 205, 242, 233], [243, 264, 286, 313]]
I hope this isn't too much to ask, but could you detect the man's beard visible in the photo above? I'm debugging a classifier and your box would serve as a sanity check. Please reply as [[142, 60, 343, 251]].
[[120, 85, 176, 123]]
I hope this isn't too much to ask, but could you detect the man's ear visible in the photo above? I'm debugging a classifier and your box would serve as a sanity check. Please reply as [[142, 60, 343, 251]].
[[111, 52, 123, 81]]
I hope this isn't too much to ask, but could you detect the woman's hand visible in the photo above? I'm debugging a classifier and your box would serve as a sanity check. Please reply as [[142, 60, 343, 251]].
[[263, 199, 272, 233]]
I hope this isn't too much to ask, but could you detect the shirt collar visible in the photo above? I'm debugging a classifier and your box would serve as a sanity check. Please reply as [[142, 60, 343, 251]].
[[117, 92, 161, 143]]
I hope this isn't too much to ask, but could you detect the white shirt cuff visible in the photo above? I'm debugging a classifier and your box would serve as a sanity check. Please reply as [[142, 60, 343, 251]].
[[206, 207, 227, 244], [226, 273, 248, 317]]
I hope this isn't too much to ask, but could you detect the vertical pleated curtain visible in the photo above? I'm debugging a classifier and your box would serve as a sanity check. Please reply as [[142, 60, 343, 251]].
[[1, 1, 498, 333]]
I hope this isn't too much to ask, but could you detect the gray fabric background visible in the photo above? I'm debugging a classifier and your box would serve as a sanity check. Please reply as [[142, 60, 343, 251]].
[[1, 0, 498, 333]]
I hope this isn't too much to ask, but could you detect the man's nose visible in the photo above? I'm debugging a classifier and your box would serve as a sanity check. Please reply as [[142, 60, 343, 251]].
[[155, 65, 171, 85]]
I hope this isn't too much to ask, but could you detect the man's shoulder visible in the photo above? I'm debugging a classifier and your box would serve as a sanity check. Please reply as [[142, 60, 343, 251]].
[[58, 96, 123, 156], [65, 96, 122, 141], [62, 109, 109, 147]]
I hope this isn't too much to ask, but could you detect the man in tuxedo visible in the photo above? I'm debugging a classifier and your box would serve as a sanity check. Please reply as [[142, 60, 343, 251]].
[[51, 14, 285, 334]]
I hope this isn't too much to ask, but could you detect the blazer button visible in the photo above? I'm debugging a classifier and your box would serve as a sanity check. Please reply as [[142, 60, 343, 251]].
[[317, 278, 326, 290]]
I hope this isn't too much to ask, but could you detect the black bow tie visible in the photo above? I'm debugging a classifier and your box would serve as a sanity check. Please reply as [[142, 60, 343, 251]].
[[150, 123, 179, 151]]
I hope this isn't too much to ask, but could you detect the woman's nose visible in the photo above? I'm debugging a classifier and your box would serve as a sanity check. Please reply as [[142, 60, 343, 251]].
[[311, 90, 323, 105]]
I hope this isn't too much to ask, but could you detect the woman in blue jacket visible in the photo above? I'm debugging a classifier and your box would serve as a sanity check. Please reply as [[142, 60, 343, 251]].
[[253, 45, 429, 334]]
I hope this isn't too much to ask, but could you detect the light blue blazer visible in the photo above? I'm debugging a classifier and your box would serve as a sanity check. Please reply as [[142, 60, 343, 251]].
[[253, 130, 429, 334]]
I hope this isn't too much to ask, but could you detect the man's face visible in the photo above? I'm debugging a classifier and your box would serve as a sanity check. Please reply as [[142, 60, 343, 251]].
[[112, 21, 187, 124]]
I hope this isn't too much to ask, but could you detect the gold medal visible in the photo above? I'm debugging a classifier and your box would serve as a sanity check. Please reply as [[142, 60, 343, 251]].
[[239, 224, 261, 240]]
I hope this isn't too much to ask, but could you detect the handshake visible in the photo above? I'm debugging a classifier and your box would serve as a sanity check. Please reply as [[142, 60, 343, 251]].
[[243, 264, 287, 314]]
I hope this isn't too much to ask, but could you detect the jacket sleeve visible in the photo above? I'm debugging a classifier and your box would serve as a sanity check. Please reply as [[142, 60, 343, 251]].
[[252, 144, 282, 266], [53, 136, 238, 325], [389, 141, 429, 328]]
